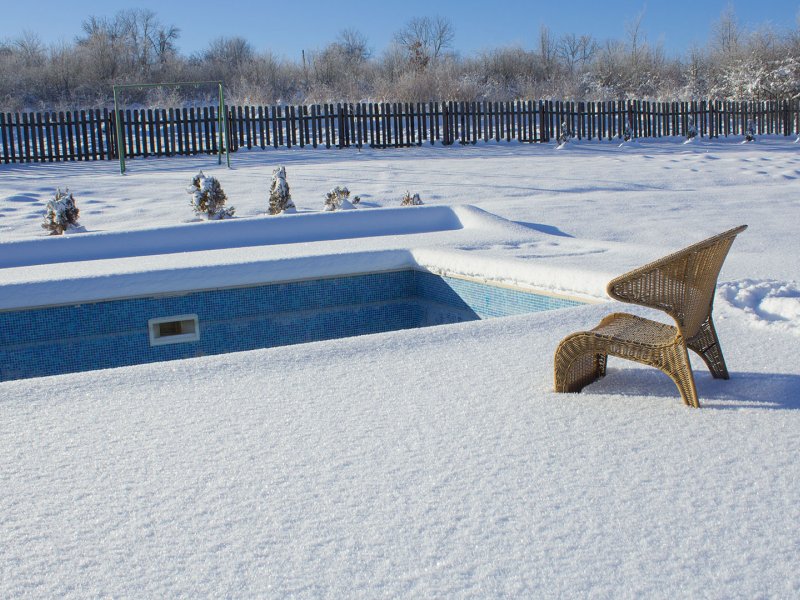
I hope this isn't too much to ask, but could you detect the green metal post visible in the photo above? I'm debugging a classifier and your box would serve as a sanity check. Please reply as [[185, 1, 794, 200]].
[[220, 84, 231, 168], [112, 80, 228, 173], [113, 86, 126, 174], [217, 84, 223, 165]]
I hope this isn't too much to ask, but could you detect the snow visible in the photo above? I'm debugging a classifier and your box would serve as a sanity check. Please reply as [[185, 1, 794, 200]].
[[0, 205, 466, 269], [1, 137, 799, 597], [0, 207, 611, 310], [719, 279, 800, 336]]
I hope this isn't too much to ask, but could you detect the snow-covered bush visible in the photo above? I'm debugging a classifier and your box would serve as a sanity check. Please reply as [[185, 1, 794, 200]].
[[401, 191, 423, 206], [268, 166, 295, 215], [686, 116, 698, 140], [42, 188, 80, 235], [745, 119, 756, 142], [557, 120, 573, 145], [323, 186, 356, 211], [623, 118, 632, 142], [188, 171, 235, 219]]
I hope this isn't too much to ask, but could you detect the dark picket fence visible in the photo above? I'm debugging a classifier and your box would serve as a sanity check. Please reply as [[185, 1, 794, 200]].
[[1, 99, 799, 164]]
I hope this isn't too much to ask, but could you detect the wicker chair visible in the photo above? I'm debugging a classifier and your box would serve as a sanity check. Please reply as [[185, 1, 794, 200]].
[[554, 225, 747, 407]]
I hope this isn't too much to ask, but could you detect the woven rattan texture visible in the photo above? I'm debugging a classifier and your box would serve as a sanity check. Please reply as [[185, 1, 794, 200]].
[[554, 225, 747, 407]]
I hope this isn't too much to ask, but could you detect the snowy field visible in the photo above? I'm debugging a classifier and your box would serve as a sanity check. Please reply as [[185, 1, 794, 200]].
[[1, 137, 799, 597]]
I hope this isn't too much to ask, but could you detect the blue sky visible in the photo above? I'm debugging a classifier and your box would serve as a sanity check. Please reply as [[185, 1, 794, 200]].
[[2, 0, 798, 59]]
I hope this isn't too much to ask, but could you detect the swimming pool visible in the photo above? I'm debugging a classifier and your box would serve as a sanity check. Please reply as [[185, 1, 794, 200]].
[[0, 269, 583, 381]]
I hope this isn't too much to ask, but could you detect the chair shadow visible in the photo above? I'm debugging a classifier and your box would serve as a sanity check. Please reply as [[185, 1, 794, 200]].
[[513, 221, 574, 237], [581, 369, 800, 410]]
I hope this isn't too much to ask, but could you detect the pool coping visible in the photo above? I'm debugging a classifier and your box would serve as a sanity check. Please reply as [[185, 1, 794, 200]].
[[0, 205, 614, 311], [0, 263, 603, 314], [0, 205, 468, 269]]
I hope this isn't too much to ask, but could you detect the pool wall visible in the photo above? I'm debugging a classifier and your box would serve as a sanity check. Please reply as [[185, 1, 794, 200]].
[[0, 270, 582, 381]]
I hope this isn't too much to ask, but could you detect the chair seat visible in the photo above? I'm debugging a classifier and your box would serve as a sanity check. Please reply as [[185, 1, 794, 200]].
[[554, 315, 698, 406], [590, 313, 679, 348]]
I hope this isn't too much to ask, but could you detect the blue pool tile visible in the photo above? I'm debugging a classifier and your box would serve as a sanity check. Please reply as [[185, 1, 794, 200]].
[[0, 270, 583, 381]]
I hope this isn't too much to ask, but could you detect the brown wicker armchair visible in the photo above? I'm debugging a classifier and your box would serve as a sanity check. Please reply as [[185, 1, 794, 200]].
[[554, 225, 747, 407]]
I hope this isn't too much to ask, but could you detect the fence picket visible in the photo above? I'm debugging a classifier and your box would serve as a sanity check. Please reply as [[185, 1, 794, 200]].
[[0, 113, 9, 163]]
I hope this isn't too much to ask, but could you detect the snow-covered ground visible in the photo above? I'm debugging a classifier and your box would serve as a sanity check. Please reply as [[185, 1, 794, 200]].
[[1, 137, 799, 597]]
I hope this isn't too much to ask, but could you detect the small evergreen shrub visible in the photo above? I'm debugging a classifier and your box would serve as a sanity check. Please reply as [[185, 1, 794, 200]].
[[401, 191, 423, 206], [42, 188, 80, 235], [557, 120, 573, 145], [268, 166, 295, 215], [686, 116, 698, 140], [623, 118, 632, 142], [188, 171, 235, 219], [745, 119, 756, 142], [323, 186, 356, 211]]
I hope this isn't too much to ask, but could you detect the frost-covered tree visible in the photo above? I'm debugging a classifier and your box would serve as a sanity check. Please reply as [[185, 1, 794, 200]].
[[188, 171, 234, 219], [394, 16, 454, 71], [712, 5, 742, 55], [558, 33, 597, 74], [42, 188, 80, 234], [7, 6, 800, 109], [268, 166, 295, 215], [77, 10, 179, 83], [682, 46, 709, 98], [323, 186, 356, 211], [401, 191, 423, 206], [203, 35, 253, 83], [307, 30, 372, 101]]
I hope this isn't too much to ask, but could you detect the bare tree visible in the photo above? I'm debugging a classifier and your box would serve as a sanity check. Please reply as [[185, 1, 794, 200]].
[[46, 42, 81, 103], [626, 9, 646, 61], [538, 24, 557, 77], [338, 29, 371, 63], [76, 17, 126, 83], [394, 16, 454, 70], [682, 44, 708, 97], [14, 31, 46, 66], [306, 30, 373, 100], [712, 3, 741, 54], [153, 25, 180, 65], [587, 39, 626, 97], [76, 10, 180, 82], [204, 36, 254, 73], [3, 6, 800, 109], [557, 33, 597, 72]]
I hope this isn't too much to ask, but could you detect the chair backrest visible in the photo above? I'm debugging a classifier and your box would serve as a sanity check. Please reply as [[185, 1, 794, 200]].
[[606, 225, 747, 339]]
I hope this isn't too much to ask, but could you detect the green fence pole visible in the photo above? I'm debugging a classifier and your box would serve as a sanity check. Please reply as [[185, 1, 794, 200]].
[[113, 86, 126, 174], [220, 84, 231, 168], [112, 80, 229, 174], [218, 84, 223, 166]]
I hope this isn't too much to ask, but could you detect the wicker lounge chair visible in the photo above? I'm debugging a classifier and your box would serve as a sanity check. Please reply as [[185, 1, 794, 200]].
[[554, 225, 747, 407]]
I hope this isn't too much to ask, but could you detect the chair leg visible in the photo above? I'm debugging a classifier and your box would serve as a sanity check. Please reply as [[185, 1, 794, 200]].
[[596, 353, 608, 378], [554, 334, 606, 393], [687, 316, 730, 380], [660, 345, 701, 408], [555, 331, 702, 407]]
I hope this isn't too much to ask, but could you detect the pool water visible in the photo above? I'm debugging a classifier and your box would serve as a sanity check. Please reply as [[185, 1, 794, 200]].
[[0, 270, 583, 381]]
